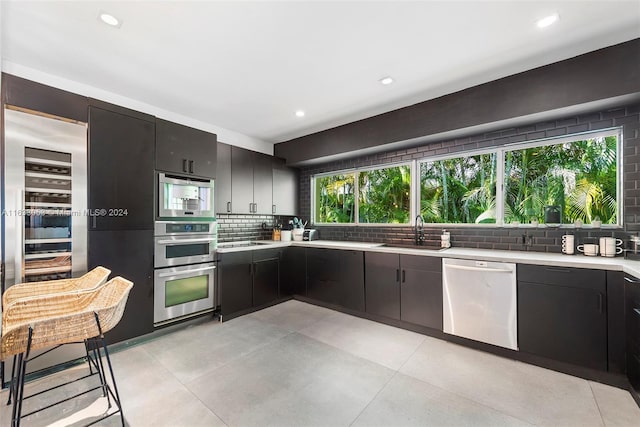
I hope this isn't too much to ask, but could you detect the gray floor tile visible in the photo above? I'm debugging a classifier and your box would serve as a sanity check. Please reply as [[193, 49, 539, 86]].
[[108, 345, 227, 426], [299, 309, 426, 370], [186, 332, 395, 427], [400, 337, 604, 426], [590, 381, 640, 426], [247, 299, 331, 332], [140, 315, 291, 383], [352, 372, 532, 427]]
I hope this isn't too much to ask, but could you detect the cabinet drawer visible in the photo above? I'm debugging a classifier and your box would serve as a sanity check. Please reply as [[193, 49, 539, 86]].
[[400, 254, 442, 272], [518, 264, 605, 291]]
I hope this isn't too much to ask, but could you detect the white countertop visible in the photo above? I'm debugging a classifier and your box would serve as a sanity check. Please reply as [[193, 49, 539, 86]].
[[216, 239, 640, 278]]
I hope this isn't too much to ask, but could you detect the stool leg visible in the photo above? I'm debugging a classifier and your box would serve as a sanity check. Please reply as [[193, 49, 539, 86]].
[[10, 353, 23, 427], [93, 313, 124, 426], [13, 328, 33, 427], [6, 355, 17, 405]]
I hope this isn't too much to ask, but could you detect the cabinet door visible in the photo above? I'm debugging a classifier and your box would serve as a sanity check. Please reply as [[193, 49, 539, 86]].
[[626, 275, 640, 391], [215, 142, 232, 214], [307, 248, 364, 311], [89, 107, 154, 230], [219, 252, 253, 317], [253, 152, 273, 214], [272, 159, 299, 215], [155, 118, 216, 178], [253, 256, 280, 307], [88, 229, 154, 344], [231, 146, 254, 214], [280, 247, 306, 297], [519, 281, 607, 370], [400, 255, 442, 329], [365, 252, 400, 320]]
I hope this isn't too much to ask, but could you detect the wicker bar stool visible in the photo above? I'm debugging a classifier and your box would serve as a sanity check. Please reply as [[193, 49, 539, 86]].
[[1, 276, 133, 427], [1, 266, 111, 406]]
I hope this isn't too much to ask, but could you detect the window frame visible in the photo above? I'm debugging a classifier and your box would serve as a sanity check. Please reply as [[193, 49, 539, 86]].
[[311, 162, 413, 226], [310, 127, 623, 229]]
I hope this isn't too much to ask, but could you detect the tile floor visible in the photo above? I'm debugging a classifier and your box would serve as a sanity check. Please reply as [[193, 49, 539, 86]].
[[1, 300, 639, 426]]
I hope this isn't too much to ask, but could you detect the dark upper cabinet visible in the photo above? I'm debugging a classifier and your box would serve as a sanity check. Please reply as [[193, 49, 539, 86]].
[[365, 252, 442, 329], [155, 118, 216, 178], [89, 229, 154, 344], [229, 146, 273, 214], [517, 265, 607, 371], [88, 106, 154, 230], [272, 158, 299, 216], [230, 146, 254, 214], [3, 73, 88, 123], [307, 248, 364, 312], [216, 142, 232, 214]]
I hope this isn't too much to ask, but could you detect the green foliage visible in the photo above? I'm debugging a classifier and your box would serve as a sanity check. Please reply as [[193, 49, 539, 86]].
[[314, 174, 355, 223], [359, 166, 411, 223], [504, 136, 617, 224], [420, 154, 496, 223]]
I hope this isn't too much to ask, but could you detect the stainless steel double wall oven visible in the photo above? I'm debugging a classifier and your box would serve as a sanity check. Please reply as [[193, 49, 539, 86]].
[[153, 173, 217, 325]]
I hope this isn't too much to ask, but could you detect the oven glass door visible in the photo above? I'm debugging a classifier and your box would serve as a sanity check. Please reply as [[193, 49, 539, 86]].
[[154, 263, 216, 325], [154, 235, 216, 268]]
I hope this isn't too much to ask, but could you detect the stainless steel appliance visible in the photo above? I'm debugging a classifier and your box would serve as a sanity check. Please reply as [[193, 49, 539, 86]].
[[442, 258, 518, 350], [302, 229, 318, 241], [158, 172, 214, 218], [2, 107, 88, 383], [153, 220, 217, 325]]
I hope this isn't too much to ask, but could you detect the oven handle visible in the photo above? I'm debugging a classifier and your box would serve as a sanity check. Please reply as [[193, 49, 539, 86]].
[[156, 238, 217, 245], [157, 266, 216, 278]]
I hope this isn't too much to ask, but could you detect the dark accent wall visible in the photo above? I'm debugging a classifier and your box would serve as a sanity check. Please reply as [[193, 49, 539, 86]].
[[217, 214, 295, 243], [275, 39, 640, 165], [297, 103, 640, 253]]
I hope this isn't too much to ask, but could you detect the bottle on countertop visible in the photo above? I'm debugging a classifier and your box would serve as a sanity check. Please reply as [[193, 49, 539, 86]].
[[441, 229, 451, 248]]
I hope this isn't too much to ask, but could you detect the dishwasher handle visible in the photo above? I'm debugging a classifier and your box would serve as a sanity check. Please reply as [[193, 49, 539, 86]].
[[444, 264, 513, 273]]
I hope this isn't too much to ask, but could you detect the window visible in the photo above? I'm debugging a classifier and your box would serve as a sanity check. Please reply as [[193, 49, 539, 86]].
[[313, 173, 355, 223], [312, 128, 621, 227], [312, 164, 411, 225], [419, 153, 497, 224], [359, 165, 411, 224], [503, 133, 619, 225]]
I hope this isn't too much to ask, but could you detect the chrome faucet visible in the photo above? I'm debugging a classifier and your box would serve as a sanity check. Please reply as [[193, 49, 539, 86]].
[[415, 215, 425, 245]]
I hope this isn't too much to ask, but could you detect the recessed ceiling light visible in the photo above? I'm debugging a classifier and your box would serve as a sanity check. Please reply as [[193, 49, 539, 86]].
[[99, 12, 121, 28], [379, 76, 394, 85], [295, 110, 305, 118], [536, 13, 559, 29]]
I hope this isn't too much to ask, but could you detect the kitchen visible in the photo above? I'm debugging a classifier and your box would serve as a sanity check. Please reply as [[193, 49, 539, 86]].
[[1, 1, 640, 426]]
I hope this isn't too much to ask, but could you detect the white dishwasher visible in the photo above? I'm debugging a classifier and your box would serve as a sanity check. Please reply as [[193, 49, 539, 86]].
[[442, 258, 518, 350]]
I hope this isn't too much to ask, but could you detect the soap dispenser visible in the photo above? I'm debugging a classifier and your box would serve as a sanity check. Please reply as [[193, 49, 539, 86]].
[[441, 229, 451, 248]]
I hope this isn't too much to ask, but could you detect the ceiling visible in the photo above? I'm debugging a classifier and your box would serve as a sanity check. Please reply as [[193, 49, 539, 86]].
[[1, 1, 639, 148]]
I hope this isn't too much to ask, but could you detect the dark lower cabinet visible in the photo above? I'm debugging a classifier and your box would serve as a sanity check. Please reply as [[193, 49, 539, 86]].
[[88, 229, 154, 344], [218, 249, 281, 318], [364, 253, 442, 329], [280, 247, 306, 297], [518, 265, 607, 371], [219, 251, 253, 317], [626, 274, 640, 393], [307, 248, 364, 312], [400, 255, 442, 329], [365, 252, 401, 320], [253, 250, 280, 307]]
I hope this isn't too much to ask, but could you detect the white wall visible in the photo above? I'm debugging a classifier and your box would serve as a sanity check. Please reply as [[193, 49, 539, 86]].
[[1, 61, 273, 155]]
